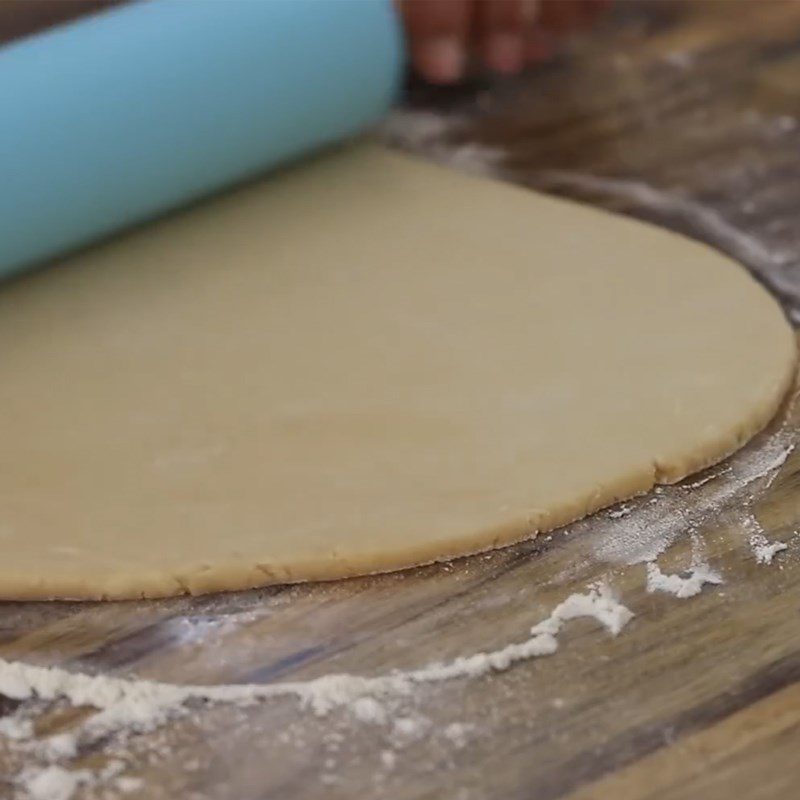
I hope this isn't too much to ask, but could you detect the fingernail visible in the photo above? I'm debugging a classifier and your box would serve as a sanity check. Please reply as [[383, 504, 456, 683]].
[[416, 38, 465, 84], [486, 34, 524, 74]]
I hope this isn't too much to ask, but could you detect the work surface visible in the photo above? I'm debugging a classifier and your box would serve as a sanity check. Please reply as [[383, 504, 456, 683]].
[[3, 2, 800, 798]]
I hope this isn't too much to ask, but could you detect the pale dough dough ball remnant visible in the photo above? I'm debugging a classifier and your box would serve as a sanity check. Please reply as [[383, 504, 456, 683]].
[[0, 145, 794, 599]]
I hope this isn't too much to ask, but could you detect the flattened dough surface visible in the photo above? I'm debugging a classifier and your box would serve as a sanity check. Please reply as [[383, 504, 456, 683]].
[[0, 145, 794, 599]]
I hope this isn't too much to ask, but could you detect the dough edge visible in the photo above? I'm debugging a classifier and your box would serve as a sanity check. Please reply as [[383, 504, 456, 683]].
[[3, 340, 795, 602]]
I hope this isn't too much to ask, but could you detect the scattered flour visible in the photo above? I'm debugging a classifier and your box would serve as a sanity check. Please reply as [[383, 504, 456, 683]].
[[645, 562, 723, 599], [350, 696, 388, 725], [116, 776, 144, 793], [585, 430, 794, 566], [379, 109, 506, 178], [683, 472, 722, 490], [752, 540, 788, 565], [442, 722, 474, 749], [0, 716, 33, 740], [741, 511, 788, 565], [15, 766, 92, 800], [36, 735, 77, 761], [1, 585, 632, 800], [0, 586, 631, 726], [12, 757, 131, 800], [379, 109, 462, 147], [606, 504, 632, 519], [594, 428, 793, 597], [391, 715, 431, 743], [662, 50, 696, 70]]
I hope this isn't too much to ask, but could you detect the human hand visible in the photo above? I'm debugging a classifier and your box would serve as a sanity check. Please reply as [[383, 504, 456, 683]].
[[397, 0, 609, 85]]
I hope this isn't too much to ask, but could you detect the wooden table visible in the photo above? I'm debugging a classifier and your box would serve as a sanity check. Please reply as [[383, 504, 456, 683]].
[[3, 2, 800, 798]]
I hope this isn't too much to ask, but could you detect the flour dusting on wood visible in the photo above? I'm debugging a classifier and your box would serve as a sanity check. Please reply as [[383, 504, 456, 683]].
[[645, 562, 723, 598], [583, 428, 794, 567], [741, 511, 788, 564], [1, 585, 630, 799], [380, 109, 506, 177]]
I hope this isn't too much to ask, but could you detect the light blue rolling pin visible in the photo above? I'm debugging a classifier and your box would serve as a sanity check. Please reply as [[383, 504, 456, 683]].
[[0, 0, 404, 279]]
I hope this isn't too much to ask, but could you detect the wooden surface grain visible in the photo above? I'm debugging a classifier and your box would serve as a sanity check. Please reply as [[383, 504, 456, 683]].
[[3, 2, 800, 799]]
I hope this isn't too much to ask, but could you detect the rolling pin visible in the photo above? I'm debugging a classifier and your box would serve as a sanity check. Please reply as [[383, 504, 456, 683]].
[[0, 0, 403, 279]]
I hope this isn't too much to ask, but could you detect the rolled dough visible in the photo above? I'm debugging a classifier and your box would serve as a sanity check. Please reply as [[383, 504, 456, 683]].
[[0, 145, 794, 600]]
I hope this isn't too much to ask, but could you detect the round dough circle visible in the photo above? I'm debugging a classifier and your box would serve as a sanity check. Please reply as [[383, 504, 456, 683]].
[[0, 145, 794, 600]]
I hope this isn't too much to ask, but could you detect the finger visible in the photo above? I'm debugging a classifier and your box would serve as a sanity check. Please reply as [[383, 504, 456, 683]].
[[477, 0, 527, 75], [398, 0, 472, 84], [567, 0, 607, 30], [518, 0, 554, 63], [524, 0, 608, 63], [538, 0, 583, 35], [524, 26, 555, 63], [580, 0, 612, 27]]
